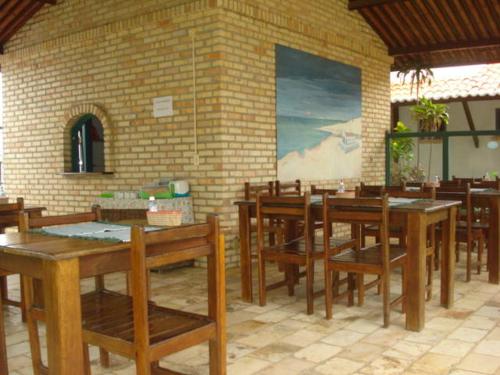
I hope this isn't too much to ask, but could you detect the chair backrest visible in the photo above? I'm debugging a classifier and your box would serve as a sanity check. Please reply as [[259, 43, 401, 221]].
[[452, 176, 482, 184], [129, 215, 222, 351], [404, 182, 425, 191], [357, 182, 403, 197], [244, 181, 274, 200], [322, 194, 389, 266], [387, 187, 436, 200], [436, 184, 472, 230], [471, 180, 500, 190], [275, 179, 301, 196], [256, 192, 312, 250], [0, 198, 24, 230], [19, 205, 102, 231], [310, 185, 337, 196]]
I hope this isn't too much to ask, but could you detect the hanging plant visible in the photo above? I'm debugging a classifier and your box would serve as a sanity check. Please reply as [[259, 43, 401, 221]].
[[411, 97, 449, 132], [395, 62, 434, 102]]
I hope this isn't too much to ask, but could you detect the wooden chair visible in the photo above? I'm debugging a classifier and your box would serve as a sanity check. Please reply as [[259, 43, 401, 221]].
[[0, 198, 26, 321], [322, 194, 406, 327], [23, 215, 225, 375], [436, 184, 488, 281], [275, 179, 301, 196], [256, 192, 321, 314], [357, 184, 406, 247], [18, 206, 111, 374]]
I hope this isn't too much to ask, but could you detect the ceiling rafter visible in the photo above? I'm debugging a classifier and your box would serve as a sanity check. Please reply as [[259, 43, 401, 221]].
[[348, 0, 500, 69]]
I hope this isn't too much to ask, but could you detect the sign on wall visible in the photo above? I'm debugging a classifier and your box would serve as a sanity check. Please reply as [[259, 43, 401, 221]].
[[276, 45, 362, 181], [153, 96, 173, 117]]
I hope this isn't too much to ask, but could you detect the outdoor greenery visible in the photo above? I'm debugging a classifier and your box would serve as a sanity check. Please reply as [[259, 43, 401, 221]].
[[411, 97, 449, 132], [395, 62, 434, 101], [390, 121, 425, 184]]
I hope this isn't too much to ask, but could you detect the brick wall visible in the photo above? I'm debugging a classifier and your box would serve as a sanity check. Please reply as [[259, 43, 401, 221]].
[[1, 0, 392, 267]]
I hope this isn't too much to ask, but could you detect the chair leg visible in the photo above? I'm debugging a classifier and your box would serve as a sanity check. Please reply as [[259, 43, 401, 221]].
[[21, 276, 44, 375], [83, 344, 91, 375], [477, 236, 484, 275], [426, 254, 433, 301], [356, 273, 365, 306], [382, 273, 390, 328], [347, 273, 355, 307], [434, 238, 440, 271], [306, 259, 314, 315], [135, 352, 151, 375], [401, 267, 407, 314], [0, 283, 8, 375], [324, 267, 333, 320], [0, 276, 8, 303], [466, 240, 473, 282], [257, 250, 266, 307], [19, 276, 27, 323], [285, 264, 295, 296]]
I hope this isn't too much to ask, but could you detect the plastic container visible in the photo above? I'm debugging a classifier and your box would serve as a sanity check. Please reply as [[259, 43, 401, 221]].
[[148, 196, 158, 212]]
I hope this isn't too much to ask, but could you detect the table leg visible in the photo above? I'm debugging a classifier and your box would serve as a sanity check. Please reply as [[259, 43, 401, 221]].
[[405, 212, 426, 332], [440, 206, 456, 307], [239, 205, 252, 302], [43, 259, 85, 375], [488, 197, 499, 284]]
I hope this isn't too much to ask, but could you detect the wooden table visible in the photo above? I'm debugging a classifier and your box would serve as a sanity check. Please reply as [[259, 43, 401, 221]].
[[0, 232, 130, 374], [235, 198, 461, 332]]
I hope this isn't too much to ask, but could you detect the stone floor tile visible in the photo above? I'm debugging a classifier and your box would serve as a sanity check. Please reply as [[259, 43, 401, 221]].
[[315, 357, 364, 375], [321, 329, 366, 347], [410, 353, 461, 375], [294, 342, 342, 363], [457, 353, 500, 374], [449, 327, 489, 343], [430, 339, 475, 357], [474, 340, 500, 357]]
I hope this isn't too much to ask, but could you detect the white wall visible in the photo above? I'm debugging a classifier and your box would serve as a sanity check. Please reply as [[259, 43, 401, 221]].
[[398, 99, 500, 180]]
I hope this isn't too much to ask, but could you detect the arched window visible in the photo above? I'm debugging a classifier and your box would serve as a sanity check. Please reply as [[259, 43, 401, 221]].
[[70, 114, 105, 172]]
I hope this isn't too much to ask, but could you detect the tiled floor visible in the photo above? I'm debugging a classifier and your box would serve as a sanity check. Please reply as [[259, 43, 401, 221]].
[[3, 248, 500, 375]]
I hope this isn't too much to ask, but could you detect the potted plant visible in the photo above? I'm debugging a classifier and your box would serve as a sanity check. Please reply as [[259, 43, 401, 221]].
[[390, 121, 425, 184], [410, 98, 449, 184], [411, 97, 449, 132]]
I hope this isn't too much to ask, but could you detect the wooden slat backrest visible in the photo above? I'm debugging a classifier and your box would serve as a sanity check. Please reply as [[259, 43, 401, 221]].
[[323, 195, 387, 225], [244, 181, 274, 200], [471, 180, 500, 189], [275, 179, 301, 196], [358, 183, 403, 197], [129, 215, 221, 356], [388, 188, 435, 200], [0, 198, 24, 228], [436, 184, 472, 227], [22, 206, 102, 229], [256, 192, 312, 247], [310, 185, 337, 195], [404, 182, 424, 191], [322, 194, 389, 266]]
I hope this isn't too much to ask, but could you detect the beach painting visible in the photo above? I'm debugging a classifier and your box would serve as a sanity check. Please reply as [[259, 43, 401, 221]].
[[276, 45, 362, 181]]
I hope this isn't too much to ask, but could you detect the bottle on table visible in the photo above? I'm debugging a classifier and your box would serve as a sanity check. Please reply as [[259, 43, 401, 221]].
[[148, 196, 158, 212], [338, 179, 345, 193]]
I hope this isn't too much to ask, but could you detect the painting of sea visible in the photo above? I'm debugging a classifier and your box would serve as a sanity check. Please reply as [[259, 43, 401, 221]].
[[276, 45, 362, 180]]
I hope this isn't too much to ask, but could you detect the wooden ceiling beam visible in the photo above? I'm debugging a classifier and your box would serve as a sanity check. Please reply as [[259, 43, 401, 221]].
[[1, 1, 43, 48], [34, 0, 56, 4], [348, 0, 399, 10], [389, 38, 500, 56], [462, 101, 479, 148]]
